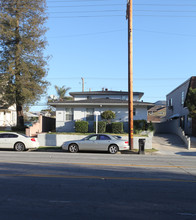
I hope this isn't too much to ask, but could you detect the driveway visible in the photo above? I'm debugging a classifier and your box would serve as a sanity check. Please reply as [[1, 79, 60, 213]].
[[152, 133, 196, 156]]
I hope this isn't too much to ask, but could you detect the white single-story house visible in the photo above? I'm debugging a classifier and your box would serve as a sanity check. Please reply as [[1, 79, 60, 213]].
[[0, 104, 17, 127], [48, 90, 154, 132]]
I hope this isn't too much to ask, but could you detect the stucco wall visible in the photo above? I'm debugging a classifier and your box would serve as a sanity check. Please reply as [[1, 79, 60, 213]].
[[0, 105, 16, 127], [38, 133, 152, 149], [55, 106, 148, 132], [166, 79, 190, 134]]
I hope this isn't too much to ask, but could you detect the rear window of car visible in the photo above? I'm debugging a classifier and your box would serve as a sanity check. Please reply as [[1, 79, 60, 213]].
[[112, 135, 122, 140]]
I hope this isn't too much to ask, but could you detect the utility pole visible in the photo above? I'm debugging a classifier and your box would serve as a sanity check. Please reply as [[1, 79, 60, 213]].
[[126, 0, 133, 149], [81, 77, 84, 92]]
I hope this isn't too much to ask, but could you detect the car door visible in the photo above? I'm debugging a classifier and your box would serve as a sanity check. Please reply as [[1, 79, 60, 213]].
[[6, 134, 19, 148], [0, 134, 8, 148], [79, 135, 98, 151], [96, 135, 112, 151]]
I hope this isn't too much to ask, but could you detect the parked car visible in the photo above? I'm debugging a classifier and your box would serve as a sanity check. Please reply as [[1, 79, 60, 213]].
[[0, 132, 39, 151], [61, 134, 129, 154]]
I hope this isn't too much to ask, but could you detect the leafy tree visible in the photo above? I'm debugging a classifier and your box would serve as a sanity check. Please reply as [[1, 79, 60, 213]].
[[55, 85, 71, 100], [185, 88, 196, 118], [0, 0, 49, 128], [101, 110, 116, 123]]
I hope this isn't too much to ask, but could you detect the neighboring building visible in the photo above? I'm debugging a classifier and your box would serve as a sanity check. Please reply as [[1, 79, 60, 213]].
[[148, 104, 166, 123], [166, 76, 196, 136], [0, 104, 17, 127], [48, 90, 153, 132]]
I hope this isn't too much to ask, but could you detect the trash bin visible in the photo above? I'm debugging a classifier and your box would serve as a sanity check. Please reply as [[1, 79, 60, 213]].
[[138, 139, 146, 154]]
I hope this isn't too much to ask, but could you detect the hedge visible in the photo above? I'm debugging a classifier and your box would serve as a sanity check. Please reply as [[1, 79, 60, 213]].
[[111, 122, 124, 133], [93, 121, 106, 133], [133, 120, 154, 133], [75, 121, 88, 133]]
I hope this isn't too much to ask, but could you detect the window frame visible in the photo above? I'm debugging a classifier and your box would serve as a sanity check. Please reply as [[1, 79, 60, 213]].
[[65, 108, 73, 121]]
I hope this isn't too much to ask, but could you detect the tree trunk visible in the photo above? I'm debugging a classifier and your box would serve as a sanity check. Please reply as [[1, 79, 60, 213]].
[[16, 105, 24, 128]]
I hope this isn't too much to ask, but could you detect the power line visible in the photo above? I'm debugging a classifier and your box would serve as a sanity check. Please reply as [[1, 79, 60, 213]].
[[133, 9, 196, 13], [134, 28, 196, 37], [46, 4, 125, 8], [48, 28, 126, 38], [134, 14, 196, 18], [133, 4, 196, 7], [47, 0, 115, 2], [49, 15, 124, 18], [49, 14, 196, 18], [46, 4, 196, 8], [48, 9, 124, 14]]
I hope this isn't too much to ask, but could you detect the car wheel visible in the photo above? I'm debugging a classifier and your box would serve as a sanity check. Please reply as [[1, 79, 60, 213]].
[[108, 145, 118, 154], [14, 142, 25, 151], [68, 144, 79, 153]]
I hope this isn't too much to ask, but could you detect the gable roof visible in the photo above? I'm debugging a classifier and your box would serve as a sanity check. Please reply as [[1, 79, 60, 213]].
[[148, 105, 165, 112], [167, 76, 196, 96]]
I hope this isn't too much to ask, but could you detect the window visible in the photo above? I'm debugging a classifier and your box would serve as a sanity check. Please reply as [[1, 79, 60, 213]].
[[65, 108, 73, 121], [99, 135, 111, 140], [168, 98, 173, 110], [182, 91, 185, 105], [168, 98, 172, 107], [0, 134, 18, 138], [88, 135, 98, 140], [122, 96, 127, 100], [86, 108, 94, 121], [0, 134, 5, 138], [133, 108, 136, 116], [7, 134, 18, 138]]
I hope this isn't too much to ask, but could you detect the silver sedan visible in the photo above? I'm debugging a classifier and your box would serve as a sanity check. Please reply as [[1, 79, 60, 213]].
[[61, 134, 129, 154], [0, 132, 40, 151]]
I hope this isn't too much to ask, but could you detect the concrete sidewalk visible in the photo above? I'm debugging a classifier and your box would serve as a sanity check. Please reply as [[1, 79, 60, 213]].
[[152, 134, 196, 156]]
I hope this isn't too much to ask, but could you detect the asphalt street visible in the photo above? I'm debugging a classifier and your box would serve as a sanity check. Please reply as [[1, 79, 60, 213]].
[[0, 151, 196, 220]]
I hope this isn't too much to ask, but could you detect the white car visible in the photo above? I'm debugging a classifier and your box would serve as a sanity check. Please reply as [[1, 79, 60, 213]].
[[0, 132, 40, 151], [61, 134, 129, 154]]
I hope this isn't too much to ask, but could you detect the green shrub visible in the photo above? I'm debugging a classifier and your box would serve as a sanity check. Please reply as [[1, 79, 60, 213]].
[[134, 120, 146, 131], [112, 122, 124, 133], [75, 121, 88, 133], [147, 121, 154, 131], [94, 121, 106, 133], [101, 110, 116, 121], [133, 120, 154, 133]]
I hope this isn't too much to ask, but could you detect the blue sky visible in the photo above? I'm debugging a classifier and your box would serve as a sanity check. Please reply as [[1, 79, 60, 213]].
[[32, 0, 196, 110]]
